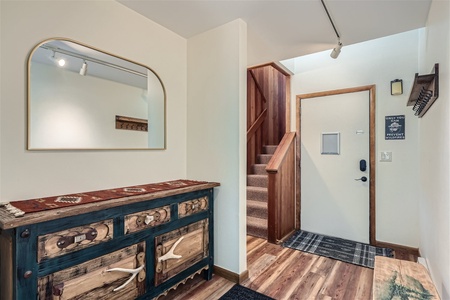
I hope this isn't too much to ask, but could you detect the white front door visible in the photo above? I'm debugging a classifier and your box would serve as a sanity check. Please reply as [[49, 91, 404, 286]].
[[300, 91, 370, 243]]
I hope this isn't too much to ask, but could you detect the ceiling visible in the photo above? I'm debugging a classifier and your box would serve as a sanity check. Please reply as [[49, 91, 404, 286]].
[[118, 0, 432, 66]]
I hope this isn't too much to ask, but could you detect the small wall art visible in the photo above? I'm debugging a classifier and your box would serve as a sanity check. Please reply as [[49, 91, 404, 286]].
[[385, 115, 405, 140]]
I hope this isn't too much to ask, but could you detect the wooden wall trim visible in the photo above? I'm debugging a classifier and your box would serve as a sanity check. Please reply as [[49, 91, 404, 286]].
[[296, 85, 377, 245], [375, 241, 420, 257], [213, 265, 249, 284], [248, 62, 292, 76], [267, 132, 296, 244]]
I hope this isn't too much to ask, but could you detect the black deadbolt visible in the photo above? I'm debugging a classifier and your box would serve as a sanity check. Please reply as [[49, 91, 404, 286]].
[[360, 159, 367, 172]]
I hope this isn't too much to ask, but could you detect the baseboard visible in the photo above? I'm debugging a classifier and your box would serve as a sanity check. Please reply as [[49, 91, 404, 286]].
[[375, 241, 420, 257], [214, 265, 249, 284]]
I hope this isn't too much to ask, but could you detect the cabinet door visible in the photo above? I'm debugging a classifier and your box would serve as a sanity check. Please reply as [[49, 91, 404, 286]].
[[155, 219, 209, 286], [38, 242, 145, 300]]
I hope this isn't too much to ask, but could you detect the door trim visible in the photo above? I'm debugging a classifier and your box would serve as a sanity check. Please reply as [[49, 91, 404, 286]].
[[296, 85, 376, 244]]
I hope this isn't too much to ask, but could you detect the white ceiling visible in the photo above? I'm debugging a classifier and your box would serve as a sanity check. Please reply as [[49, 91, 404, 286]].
[[118, 0, 432, 66]]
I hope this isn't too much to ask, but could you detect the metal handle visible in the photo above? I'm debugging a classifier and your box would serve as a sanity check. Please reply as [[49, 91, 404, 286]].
[[355, 176, 367, 182]]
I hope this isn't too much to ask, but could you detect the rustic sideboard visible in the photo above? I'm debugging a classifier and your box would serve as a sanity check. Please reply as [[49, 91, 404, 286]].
[[0, 180, 219, 300]]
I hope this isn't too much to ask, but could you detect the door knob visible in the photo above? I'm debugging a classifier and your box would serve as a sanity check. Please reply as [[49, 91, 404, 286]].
[[355, 176, 367, 182]]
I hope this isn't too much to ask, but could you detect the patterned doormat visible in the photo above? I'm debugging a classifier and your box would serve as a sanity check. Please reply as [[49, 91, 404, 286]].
[[283, 230, 393, 268], [220, 285, 274, 300]]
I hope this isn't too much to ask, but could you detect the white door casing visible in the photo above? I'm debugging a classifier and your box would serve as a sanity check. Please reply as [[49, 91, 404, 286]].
[[300, 90, 371, 243]]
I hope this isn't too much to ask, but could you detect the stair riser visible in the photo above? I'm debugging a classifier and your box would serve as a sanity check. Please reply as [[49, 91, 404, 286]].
[[247, 205, 268, 219], [247, 189, 268, 202], [247, 176, 268, 188], [264, 145, 277, 155], [247, 225, 267, 239], [258, 155, 272, 164], [251, 165, 267, 175]]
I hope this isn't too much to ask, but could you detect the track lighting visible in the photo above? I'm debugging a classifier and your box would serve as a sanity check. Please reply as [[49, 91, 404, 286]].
[[321, 0, 343, 59], [79, 61, 88, 76], [57, 58, 66, 67], [52, 51, 66, 67], [330, 41, 343, 59]]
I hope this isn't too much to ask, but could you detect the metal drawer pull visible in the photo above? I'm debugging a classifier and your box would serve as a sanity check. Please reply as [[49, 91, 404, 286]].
[[106, 252, 145, 292], [158, 236, 184, 262], [144, 215, 154, 224]]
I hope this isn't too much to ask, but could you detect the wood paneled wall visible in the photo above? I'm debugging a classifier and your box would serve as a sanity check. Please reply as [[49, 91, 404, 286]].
[[247, 64, 290, 173], [266, 132, 296, 243]]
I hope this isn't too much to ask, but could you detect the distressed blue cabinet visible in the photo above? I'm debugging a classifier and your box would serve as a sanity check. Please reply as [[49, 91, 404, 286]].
[[0, 181, 218, 300]]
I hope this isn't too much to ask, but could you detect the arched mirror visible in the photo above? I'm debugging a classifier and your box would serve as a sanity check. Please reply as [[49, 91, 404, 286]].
[[27, 38, 166, 150]]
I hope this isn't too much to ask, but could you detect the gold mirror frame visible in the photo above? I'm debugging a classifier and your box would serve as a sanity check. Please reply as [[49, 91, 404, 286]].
[[27, 38, 166, 150]]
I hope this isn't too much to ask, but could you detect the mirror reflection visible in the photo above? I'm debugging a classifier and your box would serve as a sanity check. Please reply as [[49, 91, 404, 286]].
[[28, 38, 166, 150]]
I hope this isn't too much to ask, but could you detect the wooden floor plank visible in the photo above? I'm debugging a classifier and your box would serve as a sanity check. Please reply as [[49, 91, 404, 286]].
[[289, 271, 325, 300], [247, 253, 278, 281], [267, 253, 319, 300], [156, 236, 418, 300]]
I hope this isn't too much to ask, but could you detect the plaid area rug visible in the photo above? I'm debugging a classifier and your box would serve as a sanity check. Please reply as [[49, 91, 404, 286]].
[[219, 285, 274, 300], [283, 230, 393, 268]]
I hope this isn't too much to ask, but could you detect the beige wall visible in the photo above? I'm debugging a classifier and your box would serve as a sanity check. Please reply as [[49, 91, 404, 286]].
[[0, 1, 187, 199], [290, 30, 422, 248], [419, 1, 450, 298], [187, 19, 248, 275], [1, 0, 247, 277]]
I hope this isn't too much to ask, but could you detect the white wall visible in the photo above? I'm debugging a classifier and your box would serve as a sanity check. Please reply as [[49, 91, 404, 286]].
[[0, 0, 187, 199], [419, 1, 450, 298], [290, 30, 421, 248], [187, 19, 247, 275]]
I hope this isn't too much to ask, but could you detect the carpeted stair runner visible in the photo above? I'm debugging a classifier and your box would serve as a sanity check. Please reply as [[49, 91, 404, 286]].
[[247, 145, 277, 239]]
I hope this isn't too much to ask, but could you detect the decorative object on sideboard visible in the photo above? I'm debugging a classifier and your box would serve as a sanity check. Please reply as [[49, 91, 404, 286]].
[[1, 179, 206, 217], [407, 63, 439, 117]]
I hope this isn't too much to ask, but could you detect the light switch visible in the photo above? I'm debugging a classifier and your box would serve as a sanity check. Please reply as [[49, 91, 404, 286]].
[[380, 151, 392, 162]]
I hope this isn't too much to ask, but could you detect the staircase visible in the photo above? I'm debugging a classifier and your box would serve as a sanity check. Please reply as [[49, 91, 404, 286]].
[[247, 145, 277, 239]]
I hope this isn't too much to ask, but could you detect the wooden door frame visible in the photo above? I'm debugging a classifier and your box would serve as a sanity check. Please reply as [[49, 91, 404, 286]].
[[296, 85, 376, 245]]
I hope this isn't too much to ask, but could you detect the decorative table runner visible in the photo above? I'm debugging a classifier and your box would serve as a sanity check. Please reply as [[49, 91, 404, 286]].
[[2, 180, 207, 217]]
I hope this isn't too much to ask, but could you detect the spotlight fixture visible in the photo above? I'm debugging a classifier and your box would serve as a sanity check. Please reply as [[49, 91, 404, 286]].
[[330, 41, 343, 59], [391, 79, 403, 95], [52, 51, 66, 67], [79, 61, 88, 76], [57, 58, 66, 67], [321, 0, 343, 59]]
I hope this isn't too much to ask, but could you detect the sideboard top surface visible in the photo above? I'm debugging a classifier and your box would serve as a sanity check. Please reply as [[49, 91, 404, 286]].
[[0, 181, 219, 230]]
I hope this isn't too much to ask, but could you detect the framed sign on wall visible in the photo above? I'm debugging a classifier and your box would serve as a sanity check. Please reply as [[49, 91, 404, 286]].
[[385, 115, 405, 140]]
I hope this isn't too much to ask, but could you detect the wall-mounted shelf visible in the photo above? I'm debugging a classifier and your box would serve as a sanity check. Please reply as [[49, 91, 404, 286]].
[[115, 115, 148, 131], [407, 63, 439, 118]]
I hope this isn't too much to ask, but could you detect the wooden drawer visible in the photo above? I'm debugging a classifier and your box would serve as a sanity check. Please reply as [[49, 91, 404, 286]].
[[178, 196, 208, 218], [155, 219, 209, 286], [124, 205, 171, 234], [38, 242, 146, 300], [37, 220, 113, 262]]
